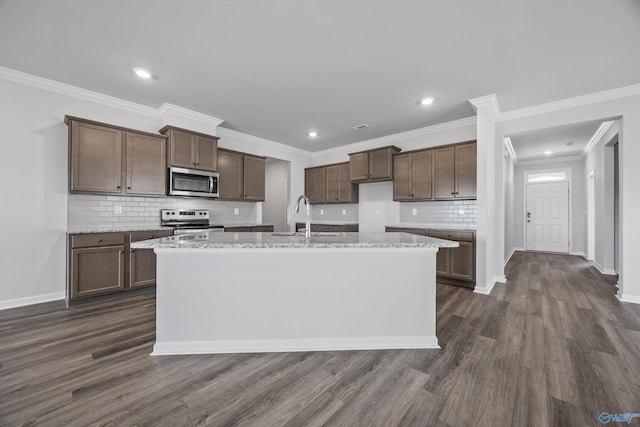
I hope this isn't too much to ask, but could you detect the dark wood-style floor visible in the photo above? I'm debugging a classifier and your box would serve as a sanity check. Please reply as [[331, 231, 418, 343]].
[[2, 252, 640, 426]]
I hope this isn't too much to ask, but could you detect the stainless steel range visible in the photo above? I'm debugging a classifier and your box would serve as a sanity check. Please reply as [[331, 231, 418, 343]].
[[161, 209, 224, 233]]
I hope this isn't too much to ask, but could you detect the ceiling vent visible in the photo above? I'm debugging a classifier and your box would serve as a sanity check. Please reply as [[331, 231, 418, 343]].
[[351, 124, 369, 131]]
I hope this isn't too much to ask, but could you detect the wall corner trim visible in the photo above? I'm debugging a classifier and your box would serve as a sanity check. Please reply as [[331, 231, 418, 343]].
[[468, 94, 502, 120]]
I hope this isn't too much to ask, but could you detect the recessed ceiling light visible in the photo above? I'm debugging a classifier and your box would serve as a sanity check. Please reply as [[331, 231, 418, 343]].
[[308, 131, 318, 138], [420, 97, 435, 106], [133, 67, 152, 79], [544, 150, 553, 155]]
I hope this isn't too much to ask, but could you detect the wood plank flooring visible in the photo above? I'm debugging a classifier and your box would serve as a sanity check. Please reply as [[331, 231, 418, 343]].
[[2, 251, 640, 426]]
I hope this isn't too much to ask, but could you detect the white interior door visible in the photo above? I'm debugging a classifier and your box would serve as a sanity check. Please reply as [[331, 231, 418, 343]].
[[526, 182, 569, 253]]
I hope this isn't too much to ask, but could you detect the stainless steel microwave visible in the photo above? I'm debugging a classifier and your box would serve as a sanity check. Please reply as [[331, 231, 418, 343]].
[[169, 167, 219, 198]]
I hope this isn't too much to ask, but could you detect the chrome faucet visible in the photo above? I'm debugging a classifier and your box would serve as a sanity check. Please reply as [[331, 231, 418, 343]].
[[295, 195, 311, 238]]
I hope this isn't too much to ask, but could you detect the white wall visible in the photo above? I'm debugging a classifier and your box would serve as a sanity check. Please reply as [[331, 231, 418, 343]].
[[263, 159, 290, 232], [0, 69, 312, 309], [512, 159, 585, 256], [584, 121, 620, 274]]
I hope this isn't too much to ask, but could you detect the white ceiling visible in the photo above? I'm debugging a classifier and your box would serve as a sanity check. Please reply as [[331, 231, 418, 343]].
[[509, 121, 604, 161], [1, 0, 639, 152]]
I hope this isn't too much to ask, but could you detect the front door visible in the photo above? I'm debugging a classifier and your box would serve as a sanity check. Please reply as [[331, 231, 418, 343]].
[[526, 182, 569, 253]]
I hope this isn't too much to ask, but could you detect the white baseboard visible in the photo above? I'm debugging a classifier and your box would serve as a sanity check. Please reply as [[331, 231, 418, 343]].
[[0, 292, 65, 311], [151, 335, 440, 356], [570, 251, 587, 258], [618, 293, 640, 305], [504, 247, 524, 266], [594, 262, 617, 276]]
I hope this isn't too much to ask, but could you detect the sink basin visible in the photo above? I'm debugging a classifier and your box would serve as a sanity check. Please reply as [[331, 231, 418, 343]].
[[271, 232, 342, 237]]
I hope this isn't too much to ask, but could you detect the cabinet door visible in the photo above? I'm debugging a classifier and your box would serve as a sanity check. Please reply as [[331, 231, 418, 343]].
[[368, 148, 393, 180], [71, 246, 125, 298], [433, 146, 456, 199], [393, 154, 412, 200], [243, 155, 265, 201], [252, 225, 274, 232], [325, 165, 340, 202], [129, 248, 157, 288], [169, 129, 195, 168], [126, 133, 166, 196], [349, 152, 369, 181], [337, 163, 355, 202], [450, 241, 475, 281], [305, 169, 316, 202], [435, 248, 450, 277], [314, 167, 326, 204], [196, 135, 218, 171], [455, 143, 476, 198], [411, 150, 433, 200], [218, 150, 244, 200], [70, 121, 123, 194]]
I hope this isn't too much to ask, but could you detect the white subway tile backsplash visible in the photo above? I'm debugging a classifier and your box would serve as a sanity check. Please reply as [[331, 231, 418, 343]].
[[68, 194, 258, 230], [399, 200, 477, 226]]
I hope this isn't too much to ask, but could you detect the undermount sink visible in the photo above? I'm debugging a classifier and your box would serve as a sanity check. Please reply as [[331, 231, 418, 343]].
[[271, 232, 342, 237]]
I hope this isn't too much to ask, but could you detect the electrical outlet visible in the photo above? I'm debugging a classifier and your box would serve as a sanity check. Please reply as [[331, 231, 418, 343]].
[[375, 209, 381, 216], [412, 208, 417, 216], [459, 209, 465, 215], [114, 204, 122, 215], [342, 209, 346, 216], [320, 209, 324, 215], [234, 207, 239, 215]]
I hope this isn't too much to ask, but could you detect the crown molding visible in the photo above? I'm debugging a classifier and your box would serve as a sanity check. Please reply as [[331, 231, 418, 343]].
[[583, 121, 614, 155], [468, 94, 501, 121], [0, 65, 159, 117], [216, 127, 310, 157], [516, 154, 584, 166], [314, 116, 477, 158], [158, 103, 224, 136], [500, 83, 640, 122]]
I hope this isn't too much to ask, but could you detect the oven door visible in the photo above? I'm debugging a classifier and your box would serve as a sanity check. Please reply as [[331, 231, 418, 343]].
[[169, 167, 219, 198]]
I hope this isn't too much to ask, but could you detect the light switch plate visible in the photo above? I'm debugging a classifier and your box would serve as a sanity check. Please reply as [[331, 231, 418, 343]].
[[342, 209, 346, 215], [114, 204, 122, 215], [412, 208, 417, 216], [375, 209, 381, 215], [320, 209, 324, 215], [234, 207, 239, 215]]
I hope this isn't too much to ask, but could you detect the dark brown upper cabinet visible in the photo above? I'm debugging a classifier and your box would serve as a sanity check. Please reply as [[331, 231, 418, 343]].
[[433, 141, 476, 200], [305, 162, 358, 205], [393, 149, 433, 201], [66, 116, 167, 197], [217, 148, 265, 201], [160, 125, 219, 172], [305, 167, 326, 204], [325, 162, 358, 203], [349, 146, 401, 183]]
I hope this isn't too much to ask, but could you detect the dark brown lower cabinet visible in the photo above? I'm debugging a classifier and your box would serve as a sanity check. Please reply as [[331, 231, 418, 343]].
[[128, 230, 173, 289], [296, 223, 359, 232], [224, 225, 274, 232], [385, 226, 475, 287], [68, 229, 172, 301]]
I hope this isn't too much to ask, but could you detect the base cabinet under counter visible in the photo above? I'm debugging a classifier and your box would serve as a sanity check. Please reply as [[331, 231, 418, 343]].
[[224, 225, 274, 233], [296, 223, 359, 232], [68, 229, 173, 301], [385, 226, 475, 287]]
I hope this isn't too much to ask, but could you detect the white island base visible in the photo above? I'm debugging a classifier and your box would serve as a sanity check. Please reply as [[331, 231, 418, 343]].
[[151, 247, 440, 355]]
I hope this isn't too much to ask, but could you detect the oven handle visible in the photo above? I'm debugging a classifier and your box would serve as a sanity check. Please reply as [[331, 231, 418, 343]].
[[209, 176, 214, 193]]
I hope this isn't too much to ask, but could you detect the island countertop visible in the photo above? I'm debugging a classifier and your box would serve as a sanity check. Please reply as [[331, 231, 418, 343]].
[[131, 231, 459, 250]]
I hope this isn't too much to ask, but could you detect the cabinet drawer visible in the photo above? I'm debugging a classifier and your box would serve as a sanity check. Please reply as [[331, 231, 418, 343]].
[[129, 229, 173, 243], [427, 230, 474, 242], [71, 232, 126, 248], [252, 225, 274, 232]]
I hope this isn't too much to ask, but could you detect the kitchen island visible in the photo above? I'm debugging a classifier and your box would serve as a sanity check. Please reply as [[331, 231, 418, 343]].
[[132, 231, 457, 355]]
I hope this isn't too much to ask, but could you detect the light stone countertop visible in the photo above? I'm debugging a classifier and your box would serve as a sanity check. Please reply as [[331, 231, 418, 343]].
[[294, 221, 359, 225], [67, 226, 175, 234], [386, 223, 476, 231], [131, 231, 459, 249]]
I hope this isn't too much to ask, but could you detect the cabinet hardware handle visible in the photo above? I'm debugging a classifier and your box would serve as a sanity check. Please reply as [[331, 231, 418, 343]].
[[131, 249, 135, 253], [127, 186, 131, 189], [97, 239, 103, 242], [117, 186, 121, 189]]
